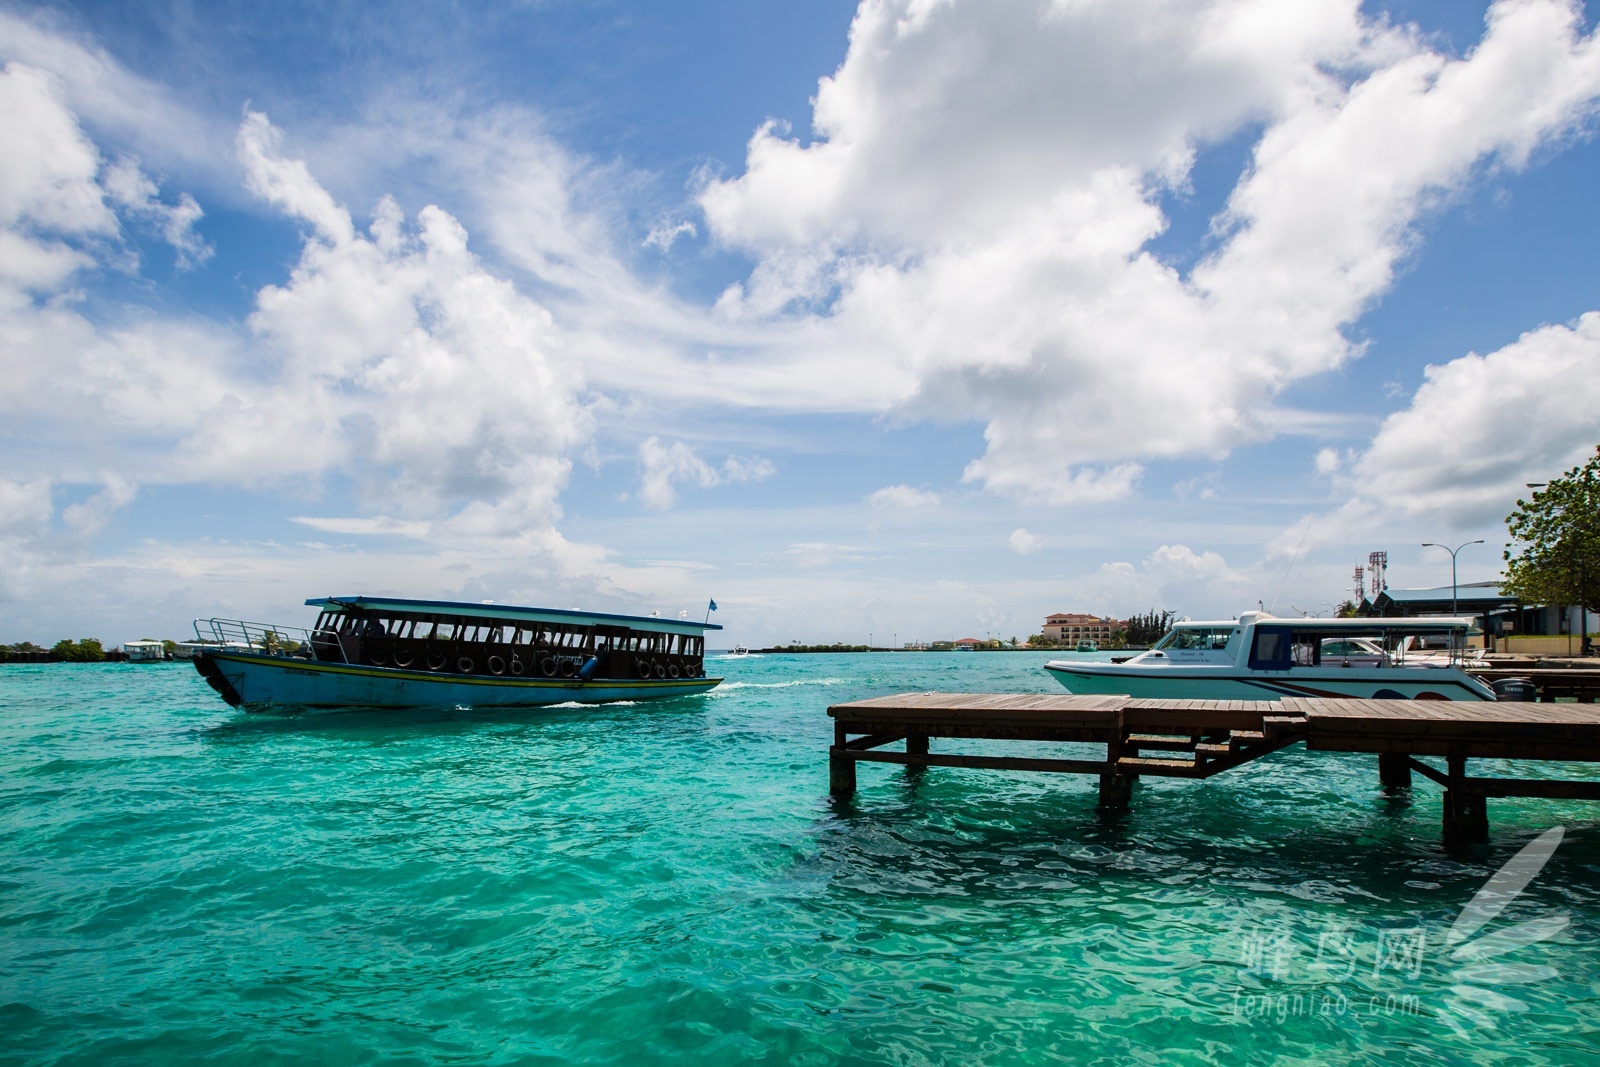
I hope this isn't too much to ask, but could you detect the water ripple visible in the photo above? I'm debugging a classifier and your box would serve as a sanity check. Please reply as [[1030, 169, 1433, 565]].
[[1, 657, 1596, 1064]]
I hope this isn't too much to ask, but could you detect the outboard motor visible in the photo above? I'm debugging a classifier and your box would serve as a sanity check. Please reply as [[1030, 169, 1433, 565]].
[[1490, 676, 1537, 702]]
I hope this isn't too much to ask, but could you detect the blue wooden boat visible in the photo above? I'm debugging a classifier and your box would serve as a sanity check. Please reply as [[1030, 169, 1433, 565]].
[[192, 595, 722, 709]]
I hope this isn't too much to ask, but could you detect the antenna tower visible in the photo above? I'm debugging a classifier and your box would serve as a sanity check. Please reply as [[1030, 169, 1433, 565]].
[[1368, 551, 1388, 597], [1352, 565, 1364, 600]]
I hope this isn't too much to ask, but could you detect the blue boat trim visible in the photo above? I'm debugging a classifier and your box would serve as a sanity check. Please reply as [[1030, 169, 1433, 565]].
[[197, 650, 723, 709]]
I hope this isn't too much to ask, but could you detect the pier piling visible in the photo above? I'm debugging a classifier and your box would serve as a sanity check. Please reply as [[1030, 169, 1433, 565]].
[[1378, 752, 1412, 789]]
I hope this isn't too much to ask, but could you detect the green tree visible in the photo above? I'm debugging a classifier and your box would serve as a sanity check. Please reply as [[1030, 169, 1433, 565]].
[[1124, 609, 1176, 647], [51, 638, 106, 662], [1503, 446, 1600, 652], [1335, 600, 1360, 618]]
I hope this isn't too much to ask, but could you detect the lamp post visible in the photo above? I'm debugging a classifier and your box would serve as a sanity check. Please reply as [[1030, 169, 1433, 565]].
[[1421, 539, 1484, 614]]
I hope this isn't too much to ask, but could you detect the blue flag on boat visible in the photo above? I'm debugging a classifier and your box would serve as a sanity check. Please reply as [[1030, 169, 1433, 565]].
[[708, 599, 718, 612]]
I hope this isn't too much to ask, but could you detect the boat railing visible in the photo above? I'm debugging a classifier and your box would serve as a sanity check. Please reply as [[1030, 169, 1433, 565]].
[[192, 618, 345, 662]]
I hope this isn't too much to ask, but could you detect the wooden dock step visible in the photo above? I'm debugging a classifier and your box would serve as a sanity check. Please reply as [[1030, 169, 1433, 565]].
[[1262, 715, 1309, 740], [1116, 755, 1203, 776], [1127, 733, 1200, 751]]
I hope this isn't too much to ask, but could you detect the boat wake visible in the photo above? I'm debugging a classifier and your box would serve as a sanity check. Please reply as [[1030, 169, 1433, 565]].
[[713, 678, 845, 692]]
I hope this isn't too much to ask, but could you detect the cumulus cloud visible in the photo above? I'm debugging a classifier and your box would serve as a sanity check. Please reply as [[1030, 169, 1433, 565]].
[[1008, 527, 1043, 555], [169, 111, 588, 534], [0, 62, 114, 289], [868, 484, 940, 509], [60, 476, 137, 539], [1349, 312, 1600, 524], [237, 111, 356, 244], [698, 0, 1600, 503], [2, 99, 595, 551], [0, 476, 52, 536], [1075, 543, 1259, 616], [0, 9, 228, 186], [637, 437, 775, 509], [102, 156, 211, 267]]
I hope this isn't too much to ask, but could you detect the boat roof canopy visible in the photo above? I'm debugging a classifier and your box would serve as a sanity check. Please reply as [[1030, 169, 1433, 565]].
[[305, 595, 723, 634]]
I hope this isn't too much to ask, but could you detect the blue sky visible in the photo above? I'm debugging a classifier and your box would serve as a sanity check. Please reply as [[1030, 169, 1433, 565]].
[[3, 0, 1600, 648]]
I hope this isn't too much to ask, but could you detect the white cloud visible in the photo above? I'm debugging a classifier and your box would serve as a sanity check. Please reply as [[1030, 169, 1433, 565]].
[[1074, 543, 1259, 616], [0, 62, 115, 236], [1, 101, 594, 551], [701, 0, 1371, 252], [0, 10, 233, 190], [0, 476, 52, 536], [0, 62, 113, 290], [1008, 527, 1043, 555], [186, 111, 590, 532], [638, 437, 719, 509], [868, 484, 940, 509], [636, 437, 775, 509], [60, 475, 137, 539], [289, 516, 434, 539], [697, 0, 1600, 504], [102, 156, 211, 268], [643, 219, 696, 251], [1350, 312, 1600, 524], [237, 111, 355, 244], [722, 454, 777, 484]]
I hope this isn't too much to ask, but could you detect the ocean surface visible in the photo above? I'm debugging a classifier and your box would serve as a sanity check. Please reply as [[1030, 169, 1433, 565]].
[[3, 652, 1598, 1065]]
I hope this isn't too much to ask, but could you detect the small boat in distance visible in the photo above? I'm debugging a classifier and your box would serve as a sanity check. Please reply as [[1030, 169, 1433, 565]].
[[1044, 611, 1495, 701], [730, 645, 750, 657], [191, 595, 722, 709], [1075, 639, 1098, 653], [123, 640, 169, 662]]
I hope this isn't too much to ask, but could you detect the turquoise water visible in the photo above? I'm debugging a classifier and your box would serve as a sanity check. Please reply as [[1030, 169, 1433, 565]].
[[3, 653, 1599, 1065]]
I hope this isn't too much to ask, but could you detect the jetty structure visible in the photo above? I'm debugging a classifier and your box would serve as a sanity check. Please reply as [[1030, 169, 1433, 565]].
[[827, 691, 1600, 847]]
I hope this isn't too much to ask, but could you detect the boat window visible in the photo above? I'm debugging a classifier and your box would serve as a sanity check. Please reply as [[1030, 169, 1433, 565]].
[[1156, 628, 1235, 651], [1248, 626, 1294, 670]]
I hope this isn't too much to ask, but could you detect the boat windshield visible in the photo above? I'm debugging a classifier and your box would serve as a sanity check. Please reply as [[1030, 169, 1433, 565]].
[[1154, 627, 1236, 652]]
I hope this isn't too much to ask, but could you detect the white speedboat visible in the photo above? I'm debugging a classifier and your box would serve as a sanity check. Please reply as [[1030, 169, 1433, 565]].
[[1044, 612, 1495, 701], [191, 595, 723, 710]]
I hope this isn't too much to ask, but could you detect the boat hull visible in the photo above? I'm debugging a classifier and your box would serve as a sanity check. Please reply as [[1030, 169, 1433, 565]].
[[196, 651, 722, 709], [1043, 662, 1494, 701]]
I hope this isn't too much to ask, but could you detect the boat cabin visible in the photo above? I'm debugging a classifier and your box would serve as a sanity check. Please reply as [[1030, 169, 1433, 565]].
[[1145, 611, 1481, 670], [303, 596, 716, 681]]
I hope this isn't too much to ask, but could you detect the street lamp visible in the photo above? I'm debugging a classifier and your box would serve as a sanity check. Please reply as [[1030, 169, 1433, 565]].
[[1421, 540, 1484, 614]]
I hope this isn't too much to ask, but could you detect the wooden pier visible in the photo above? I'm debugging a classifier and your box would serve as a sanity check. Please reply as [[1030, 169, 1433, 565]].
[[828, 693, 1600, 847]]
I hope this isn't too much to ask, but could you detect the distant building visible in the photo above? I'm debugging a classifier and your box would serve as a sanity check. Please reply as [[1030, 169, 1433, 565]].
[[1042, 613, 1122, 645], [1371, 581, 1591, 642]]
